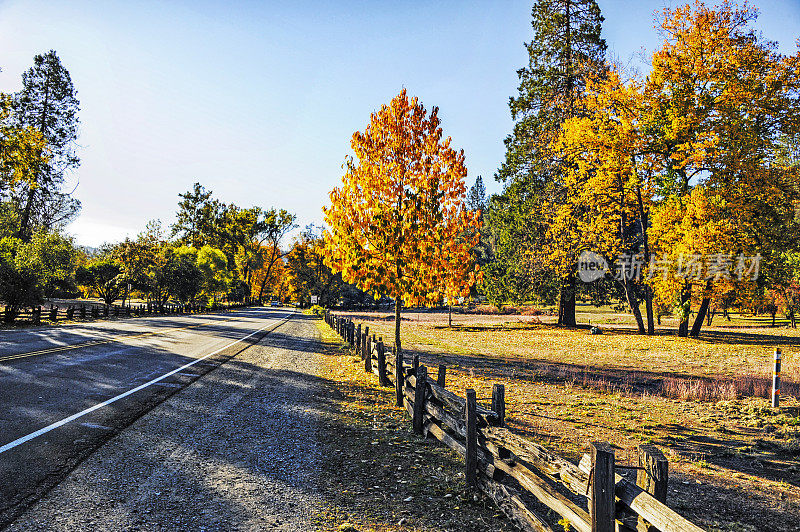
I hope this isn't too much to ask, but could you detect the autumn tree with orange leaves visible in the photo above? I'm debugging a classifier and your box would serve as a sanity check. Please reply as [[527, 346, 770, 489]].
[[323, 90, 481, 354]]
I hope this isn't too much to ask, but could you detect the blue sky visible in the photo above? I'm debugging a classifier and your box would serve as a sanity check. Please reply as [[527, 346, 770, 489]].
[[0, 0, 798, 247]]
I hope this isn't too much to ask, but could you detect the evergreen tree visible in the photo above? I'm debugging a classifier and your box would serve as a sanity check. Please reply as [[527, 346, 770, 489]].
[[12, 50, 81, 239], [466, 176, 487, 213], [172, 182, 220, 248], [493, 0, 606, 325]]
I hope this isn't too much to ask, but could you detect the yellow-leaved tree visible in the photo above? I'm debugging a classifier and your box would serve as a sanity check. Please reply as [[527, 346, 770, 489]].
[[323, 89, 481, 354], [556, 1, 800, 337]]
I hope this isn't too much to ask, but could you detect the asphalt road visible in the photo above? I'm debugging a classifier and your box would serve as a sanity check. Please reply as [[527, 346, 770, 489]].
[[0, 307, 294, 528]]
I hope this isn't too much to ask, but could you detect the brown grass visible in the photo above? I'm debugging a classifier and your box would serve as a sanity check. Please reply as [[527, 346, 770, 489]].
[[331, 308, 800, 531]]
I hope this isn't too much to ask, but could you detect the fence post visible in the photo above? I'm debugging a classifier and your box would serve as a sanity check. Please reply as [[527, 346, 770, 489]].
[[32, 306, 41, 324], [491, 384, 505, 426], [436, 364, 446, 387], [377, 340, 389, 386], [465, 389, 478, 489], [636, 445, 668, 532], [413, 355, 419, 376], [49, 306, 57, 322], [395, 345, 404, 407], [413, 365, 427, 435], [772, 347, 782, 408], [80, 305, 86, 319], [365, 334, 373, 373], [590, 442, 616, 532], [356, 324, 362, 350]]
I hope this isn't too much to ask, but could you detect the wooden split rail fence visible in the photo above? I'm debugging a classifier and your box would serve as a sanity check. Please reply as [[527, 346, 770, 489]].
[[324, 310, 704, 532], [2, 299, 254, 325]]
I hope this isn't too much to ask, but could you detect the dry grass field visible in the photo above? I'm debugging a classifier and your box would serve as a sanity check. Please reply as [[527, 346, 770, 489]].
[[332, 307, 800, 531]]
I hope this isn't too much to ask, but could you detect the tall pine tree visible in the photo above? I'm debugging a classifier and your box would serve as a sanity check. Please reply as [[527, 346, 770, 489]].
[[13, 50, 80, 240], [494, 0, 606, 325]]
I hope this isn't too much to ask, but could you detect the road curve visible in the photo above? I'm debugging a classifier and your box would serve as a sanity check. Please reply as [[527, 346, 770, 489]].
[[0, 307, 292, 528]]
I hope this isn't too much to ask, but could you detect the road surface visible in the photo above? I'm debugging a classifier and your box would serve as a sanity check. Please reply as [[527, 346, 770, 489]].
[[0, 307, 324, 530]]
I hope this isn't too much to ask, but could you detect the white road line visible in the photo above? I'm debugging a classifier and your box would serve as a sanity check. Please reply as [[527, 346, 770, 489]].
[[0, 312, 293, 455]]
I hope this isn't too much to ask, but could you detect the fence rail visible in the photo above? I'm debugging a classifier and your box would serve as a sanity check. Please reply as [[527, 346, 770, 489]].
[[2, 299, 256, 325], [324, 310, 704, 532]]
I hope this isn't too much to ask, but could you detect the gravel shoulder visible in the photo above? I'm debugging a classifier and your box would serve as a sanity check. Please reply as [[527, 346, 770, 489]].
[[6, 313, 326, 531]]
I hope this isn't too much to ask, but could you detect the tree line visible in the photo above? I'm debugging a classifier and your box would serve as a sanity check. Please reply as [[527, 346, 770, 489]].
[[0, 51, 370, 316]]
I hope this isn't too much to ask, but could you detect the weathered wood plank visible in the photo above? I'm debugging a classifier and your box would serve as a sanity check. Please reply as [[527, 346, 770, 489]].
[[578, 455, 704, 532], [395, 345, 404, 407], [424, 415, 465, 456], [482, 447, 592, 532], [377, 340, 390, 386], [428, 382, 498, 421], [436, 364, 446, 387], [425, 398, 466, 437], [413, 366, 428, 435], [491, 384, 505, 426], [466, 389, 478, 489], [637, 445, 668, 532], [364, 334, 372, 373], [591, 442, 616, 532], [477, 475, 556, 532], [481, 427, 589, 495]]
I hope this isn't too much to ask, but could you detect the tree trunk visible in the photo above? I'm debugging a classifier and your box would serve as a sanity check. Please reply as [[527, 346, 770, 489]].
[[621, 279, 646, 334], [448, 304, 452, 328], [644, 285, 655, 335], [17, 185, 37, 241], [557, 276, 576, 327], [395, 297, 402, 356], [257, 247, 279, 301], [635, 183, 654, 335], [690, 299, 710, 337], [678, 282, 692, 337], [689, 281, 712, 337]]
